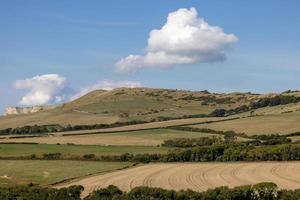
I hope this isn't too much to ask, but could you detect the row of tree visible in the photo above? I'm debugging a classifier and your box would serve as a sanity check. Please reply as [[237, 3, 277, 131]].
[[163, 143, 300, 162], [169, 126, 293, 145], [86, 183, 300, 200], [7, 142, 299, 163], [162, 136, 222, 148], [0, 120, 148, 136], [210, 95, 300, 117], [0, 116, 238, 136], [2, 183, 300, 200], [0, 185, 83, 200]]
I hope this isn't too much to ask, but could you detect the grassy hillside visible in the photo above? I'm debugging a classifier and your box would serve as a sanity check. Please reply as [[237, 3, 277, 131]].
[[1, 88, 300, 130]]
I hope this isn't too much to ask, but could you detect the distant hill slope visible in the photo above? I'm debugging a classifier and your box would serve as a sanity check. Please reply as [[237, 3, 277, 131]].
[[0, 88, 299, 129]]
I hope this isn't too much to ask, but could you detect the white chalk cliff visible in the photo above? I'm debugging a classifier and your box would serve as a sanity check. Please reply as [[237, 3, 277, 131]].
[[3, 106, 55, 116]]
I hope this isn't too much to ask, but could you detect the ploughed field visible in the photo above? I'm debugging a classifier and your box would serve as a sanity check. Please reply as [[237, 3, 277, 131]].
[[58, 162, 300, 197]]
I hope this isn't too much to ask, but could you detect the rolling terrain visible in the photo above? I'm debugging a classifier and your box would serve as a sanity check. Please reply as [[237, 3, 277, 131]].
[[1, 88, 300, 197], [0, 88, 277, 129]]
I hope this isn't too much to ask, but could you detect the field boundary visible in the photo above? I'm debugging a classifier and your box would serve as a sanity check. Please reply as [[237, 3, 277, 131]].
[[51, 162, 140, 187], [59, 117, 240, 137]]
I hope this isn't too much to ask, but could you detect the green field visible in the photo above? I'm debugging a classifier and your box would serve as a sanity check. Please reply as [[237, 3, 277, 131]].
[[0, 144, 172, 158], [0, 160, 133, 186]]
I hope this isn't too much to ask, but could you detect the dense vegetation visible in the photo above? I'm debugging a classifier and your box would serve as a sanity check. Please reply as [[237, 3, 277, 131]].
[[181, 95, 234, 105], [250, 134, 292, 145], [86, 183, 300, 200], [0, 120, 148, 135], [0, 185, 83, 200], [210, 95, 300, 117], [170, 126, 293, 145], [169, 126, 246, 139], [6, 142, 299, 163], [0, 117, 237, 136], [162, 136, 222, 147], [2, 183, 300, 200]]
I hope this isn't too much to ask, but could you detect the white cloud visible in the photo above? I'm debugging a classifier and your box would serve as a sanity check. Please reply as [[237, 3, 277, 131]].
[[71, 80, 142, 100], [116, 7, 238, 72], [14, 74, 72, 106], [13, 74, 142, 106]]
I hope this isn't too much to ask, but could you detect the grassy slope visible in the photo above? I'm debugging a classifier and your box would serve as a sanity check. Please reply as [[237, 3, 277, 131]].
[[0, 144, 172, 157], [0, 129, 221, 146], [0, 88, 261, 129], [1, 88, 300, 136], [0, 160, 132, 186]]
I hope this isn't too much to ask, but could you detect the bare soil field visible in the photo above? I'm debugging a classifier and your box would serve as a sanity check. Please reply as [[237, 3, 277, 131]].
[[57, 162, 300, 197]]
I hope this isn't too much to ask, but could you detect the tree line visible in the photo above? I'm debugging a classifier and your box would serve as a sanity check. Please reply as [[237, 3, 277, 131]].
[[0, 116, 238, 136], [0, 185, 83, 200], [210, 95, 300, 117], [86, 183, 300, 200], [0, 120, 148, 136], [169, 126, 293, 145], [4, 142, 299, 163], [1, 182, 300, 200]]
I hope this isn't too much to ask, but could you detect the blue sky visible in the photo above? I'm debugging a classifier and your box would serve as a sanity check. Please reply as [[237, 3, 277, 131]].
[[0, 0, 300, 112]]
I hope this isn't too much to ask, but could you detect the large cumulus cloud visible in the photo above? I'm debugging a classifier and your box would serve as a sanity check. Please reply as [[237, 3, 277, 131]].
[[116, 7, 238, 72]]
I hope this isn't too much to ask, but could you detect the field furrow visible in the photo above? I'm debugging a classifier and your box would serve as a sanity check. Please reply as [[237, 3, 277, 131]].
[[56, 162, 300, 197]]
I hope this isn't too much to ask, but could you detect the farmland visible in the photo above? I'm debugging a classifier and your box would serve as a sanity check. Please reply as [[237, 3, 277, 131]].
[[0, 128, 220, 146], [189, 111, 300, 135], [0, 88, 265, 129], [57, 162, 300, 197], [0, 143, 171, 158], [1, 88, 300, 198], [0, 160, 132, 186]]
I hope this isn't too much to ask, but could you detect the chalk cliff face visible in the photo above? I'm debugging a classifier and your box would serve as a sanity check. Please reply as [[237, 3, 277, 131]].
[[3, 106, 55, 116]]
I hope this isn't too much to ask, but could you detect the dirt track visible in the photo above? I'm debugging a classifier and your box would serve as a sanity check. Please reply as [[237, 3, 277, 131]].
[[57, 162, 300, 197]]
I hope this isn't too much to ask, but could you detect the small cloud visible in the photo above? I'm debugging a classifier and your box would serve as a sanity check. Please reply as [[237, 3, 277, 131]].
[[14, 74, 73, 106], [115, 7, 238, 72], [71, 80, 142, 100]]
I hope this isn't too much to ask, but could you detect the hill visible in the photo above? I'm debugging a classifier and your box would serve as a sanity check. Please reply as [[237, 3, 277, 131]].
[[0, 88, 300, 129]]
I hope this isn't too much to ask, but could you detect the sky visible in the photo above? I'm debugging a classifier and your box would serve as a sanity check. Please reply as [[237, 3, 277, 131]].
[[0, 0, 300, 112]]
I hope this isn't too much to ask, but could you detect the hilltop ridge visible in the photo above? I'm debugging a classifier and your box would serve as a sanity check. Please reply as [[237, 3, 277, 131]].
[[0, 87, 299, 129]]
